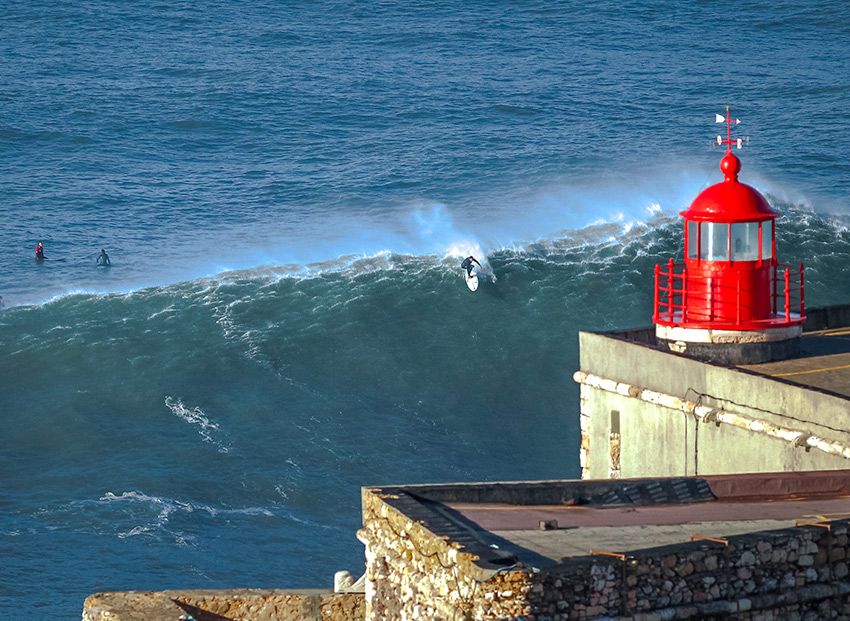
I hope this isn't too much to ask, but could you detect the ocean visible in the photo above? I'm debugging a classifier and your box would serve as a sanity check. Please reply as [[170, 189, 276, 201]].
[[2, 0, 850, 617]]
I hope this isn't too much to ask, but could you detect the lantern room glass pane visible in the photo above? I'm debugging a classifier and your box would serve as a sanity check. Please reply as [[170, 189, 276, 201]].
[[687, 221, 698, 258], [762, 222, 773, 259], [699, 222, 729, 261], [732, 222, 759, 261]]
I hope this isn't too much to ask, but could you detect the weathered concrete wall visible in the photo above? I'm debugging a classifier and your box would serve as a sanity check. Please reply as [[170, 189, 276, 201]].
[[804, 303, 850, 331], [581, 385, 696, 479], [577, 330, 850, 479], [82, 589, 364, 621], [579, 330, 849, 437], [578, 383, 848, 480], [361, 487, 850, 620]]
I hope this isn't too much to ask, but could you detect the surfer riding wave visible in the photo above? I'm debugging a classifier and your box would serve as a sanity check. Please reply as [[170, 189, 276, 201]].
[[461, 256, 481, 278]]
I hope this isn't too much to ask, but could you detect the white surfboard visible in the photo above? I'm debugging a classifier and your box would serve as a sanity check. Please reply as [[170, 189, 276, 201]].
[[464, 270, 479, 292]]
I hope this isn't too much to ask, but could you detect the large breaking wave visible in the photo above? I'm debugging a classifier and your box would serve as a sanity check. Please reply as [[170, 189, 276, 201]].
[[1, 201, 849, 614]]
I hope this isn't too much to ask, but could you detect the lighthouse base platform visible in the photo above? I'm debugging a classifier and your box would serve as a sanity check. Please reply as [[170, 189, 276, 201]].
[[656, 323, 803, 364], [655, 323, 803, 364]]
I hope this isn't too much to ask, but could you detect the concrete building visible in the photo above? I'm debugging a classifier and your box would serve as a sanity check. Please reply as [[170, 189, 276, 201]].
[[575, 304, 850, 480]]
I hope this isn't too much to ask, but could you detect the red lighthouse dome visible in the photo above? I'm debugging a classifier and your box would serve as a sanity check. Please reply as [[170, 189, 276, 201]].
[[652, 108, 805, 364], [683, 153, 776, 223]]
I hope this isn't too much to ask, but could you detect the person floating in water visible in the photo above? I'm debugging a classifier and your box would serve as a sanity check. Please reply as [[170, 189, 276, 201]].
[[35, 242, 46, 261], [461, 255, 481, 278], [97, 248, 111, 266]]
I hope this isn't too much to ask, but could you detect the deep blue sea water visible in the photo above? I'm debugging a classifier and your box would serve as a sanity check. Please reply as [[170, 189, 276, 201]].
[[3, 1, 850, 617]]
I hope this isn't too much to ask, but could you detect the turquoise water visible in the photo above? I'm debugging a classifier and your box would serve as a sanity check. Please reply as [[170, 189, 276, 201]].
[[2, 1, 850, 617]]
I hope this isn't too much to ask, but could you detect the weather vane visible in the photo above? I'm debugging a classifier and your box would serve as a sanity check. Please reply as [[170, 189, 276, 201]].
[[714, 104, 748, 153]]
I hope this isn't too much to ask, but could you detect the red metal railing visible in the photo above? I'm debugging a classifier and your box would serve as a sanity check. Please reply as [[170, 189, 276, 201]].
[[653, 259, 805, 329]]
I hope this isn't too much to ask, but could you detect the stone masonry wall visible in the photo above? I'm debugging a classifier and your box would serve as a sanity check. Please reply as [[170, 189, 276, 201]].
[[525, 522, 850, 619], [359, 488, 533, 620], [82, 589, 364, 621], [362, 487, 850, 620]]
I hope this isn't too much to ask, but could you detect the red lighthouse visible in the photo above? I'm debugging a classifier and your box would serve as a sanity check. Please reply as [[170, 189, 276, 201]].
[[653, 107, 805, 364]]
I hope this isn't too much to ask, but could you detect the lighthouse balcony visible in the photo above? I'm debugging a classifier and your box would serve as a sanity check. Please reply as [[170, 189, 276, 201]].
[[653, 260, 805, 331]]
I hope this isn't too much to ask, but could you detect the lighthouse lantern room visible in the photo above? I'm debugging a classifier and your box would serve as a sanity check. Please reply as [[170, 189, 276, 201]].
[[653, 107, 805, 364]]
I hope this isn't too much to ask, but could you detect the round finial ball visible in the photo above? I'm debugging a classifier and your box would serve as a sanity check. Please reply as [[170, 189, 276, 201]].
[[720, 152, 741, 180]]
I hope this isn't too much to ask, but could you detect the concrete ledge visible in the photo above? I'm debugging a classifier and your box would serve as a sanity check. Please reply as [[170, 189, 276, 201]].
[[655, 324, 802, 364], [805, 303, 850, 331], [82, 589, 365, 621], [656, 336, 801, 364]]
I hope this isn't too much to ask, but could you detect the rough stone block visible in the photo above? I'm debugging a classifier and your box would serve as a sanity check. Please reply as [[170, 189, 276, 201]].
[[675, 562, 694, 577], [800, 553, 818, 567], [739, 551, 756, 566]]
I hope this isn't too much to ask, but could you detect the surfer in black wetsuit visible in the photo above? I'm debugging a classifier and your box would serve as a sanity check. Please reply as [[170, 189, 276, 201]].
[[35, 242, 46, 261], [461, 256, 481, 277], [97, 249, 111, 266]]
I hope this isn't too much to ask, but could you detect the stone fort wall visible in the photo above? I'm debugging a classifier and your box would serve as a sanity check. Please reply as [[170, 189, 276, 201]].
[[360, 486, 850, 620]]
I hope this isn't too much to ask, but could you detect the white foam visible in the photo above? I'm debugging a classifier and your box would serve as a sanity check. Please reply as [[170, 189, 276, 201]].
[[117, 525, 153, 539], [96, 490, 275, 543], [147, 304, 177, 320], [164, 396, 230, 453], [99, 490, 273, 518]]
